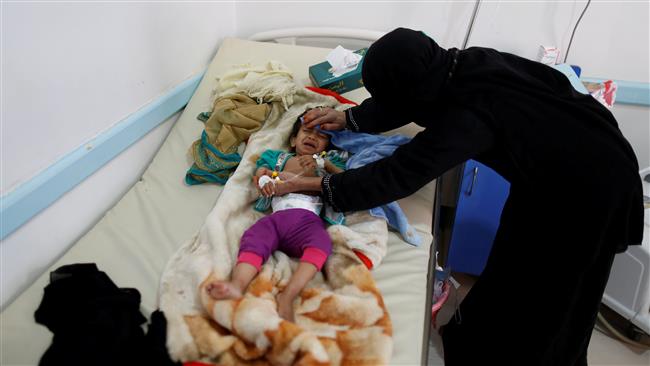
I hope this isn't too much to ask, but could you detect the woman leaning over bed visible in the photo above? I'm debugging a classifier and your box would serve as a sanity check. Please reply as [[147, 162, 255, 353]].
[[274, 28, 643, 366]]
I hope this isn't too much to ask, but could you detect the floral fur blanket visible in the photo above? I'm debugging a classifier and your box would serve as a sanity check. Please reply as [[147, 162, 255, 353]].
[[159, 66, 392, 365]]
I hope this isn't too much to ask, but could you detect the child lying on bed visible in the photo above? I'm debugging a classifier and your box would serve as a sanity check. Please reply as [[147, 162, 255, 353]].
[[206, 109, 346, 321]]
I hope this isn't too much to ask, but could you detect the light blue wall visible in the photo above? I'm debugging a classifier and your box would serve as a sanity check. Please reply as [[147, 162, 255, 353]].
[[0, 73, 203, 240]]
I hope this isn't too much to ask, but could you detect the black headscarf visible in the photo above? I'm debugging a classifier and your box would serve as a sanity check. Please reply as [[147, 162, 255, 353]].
[[362, 27, 638, 168], [356, 27, 643, 251], [362, 28, 458, 118]]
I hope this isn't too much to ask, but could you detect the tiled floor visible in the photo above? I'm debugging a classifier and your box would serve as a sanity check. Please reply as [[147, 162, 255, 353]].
[[426, 273, 650, 365]]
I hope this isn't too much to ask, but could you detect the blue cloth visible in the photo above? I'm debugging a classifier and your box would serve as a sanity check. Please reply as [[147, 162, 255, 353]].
[[324, 129, 423, 246]]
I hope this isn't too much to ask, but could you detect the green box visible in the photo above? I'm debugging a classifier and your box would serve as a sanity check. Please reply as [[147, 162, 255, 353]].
[[309, 48, 367, 94]]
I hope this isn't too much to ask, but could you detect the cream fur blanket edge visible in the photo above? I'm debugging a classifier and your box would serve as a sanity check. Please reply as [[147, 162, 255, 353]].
[[159, 82, 391, 365]]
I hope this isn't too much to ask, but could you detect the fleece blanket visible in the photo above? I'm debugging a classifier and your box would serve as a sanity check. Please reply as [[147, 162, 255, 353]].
[[325, 129, 423, 246], [159, 65, 392, 365]]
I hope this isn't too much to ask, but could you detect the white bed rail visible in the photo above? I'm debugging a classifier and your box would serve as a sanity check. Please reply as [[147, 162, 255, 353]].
[[248, 27, 385, 45]]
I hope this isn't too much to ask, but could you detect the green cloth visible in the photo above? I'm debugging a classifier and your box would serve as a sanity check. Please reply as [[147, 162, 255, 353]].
[[186, 94, 270, 185], [185, 131, 242, 185], [256, 149, 347, 172], [323, 150, 348, 171], [256, 149, 293, 171], [196, 112, 211, 122]]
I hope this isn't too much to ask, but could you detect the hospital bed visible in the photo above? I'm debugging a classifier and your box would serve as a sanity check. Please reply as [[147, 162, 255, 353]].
[[1, 33, 439, 365]]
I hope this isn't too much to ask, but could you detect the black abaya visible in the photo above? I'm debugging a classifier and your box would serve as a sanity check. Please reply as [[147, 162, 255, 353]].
[[320, 28, 644, 365]]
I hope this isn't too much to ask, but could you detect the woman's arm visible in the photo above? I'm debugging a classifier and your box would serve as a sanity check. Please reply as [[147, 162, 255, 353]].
[[322, 108, 495, 212], [277, 108, 494, 210], [274, 158, 343, 194], [345, 97, 411, 133], [274, 174, 322, 196]]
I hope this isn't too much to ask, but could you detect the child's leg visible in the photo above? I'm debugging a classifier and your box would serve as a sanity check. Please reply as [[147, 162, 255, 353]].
[[274, 210, 333, 321], [207, 214, 280, 300], [277, 261, 319, 321], [207, 261, 259, 300]]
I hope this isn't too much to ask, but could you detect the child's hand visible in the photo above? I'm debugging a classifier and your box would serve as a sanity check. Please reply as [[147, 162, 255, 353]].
[[296, 155, 317, 174], [252, 167, 271, 185], [255, 167, 272, 178], [256, 175, 276, 197], [253, 167, 273, 195], [324, 159, 344, 174]]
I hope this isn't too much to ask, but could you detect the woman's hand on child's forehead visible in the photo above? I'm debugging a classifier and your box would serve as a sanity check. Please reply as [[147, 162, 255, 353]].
[[302, 107, 346, 131], [303, 108, 324, 124]]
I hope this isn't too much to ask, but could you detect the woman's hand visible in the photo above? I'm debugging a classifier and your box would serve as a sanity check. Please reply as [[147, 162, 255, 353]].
[[302, 107, 347, 131]]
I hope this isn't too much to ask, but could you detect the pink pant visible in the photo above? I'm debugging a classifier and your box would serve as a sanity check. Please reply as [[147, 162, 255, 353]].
[[238, 208, 332, 271]]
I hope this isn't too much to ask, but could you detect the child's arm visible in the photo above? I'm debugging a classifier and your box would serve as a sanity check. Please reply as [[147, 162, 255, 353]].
[[324, 160, 344, 174]]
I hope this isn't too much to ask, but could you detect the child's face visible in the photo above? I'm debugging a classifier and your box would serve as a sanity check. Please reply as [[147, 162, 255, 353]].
[[291, 125, 330, 156]]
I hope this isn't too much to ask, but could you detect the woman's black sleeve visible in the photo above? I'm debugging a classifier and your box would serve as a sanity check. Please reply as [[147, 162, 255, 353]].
[[323, 108, 495, 212], [345, 97, 410, 133]]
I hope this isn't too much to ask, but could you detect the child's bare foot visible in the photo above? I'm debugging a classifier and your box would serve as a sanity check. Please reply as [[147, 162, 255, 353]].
[[276, 291, 295, 322], [206, 281, 243, 300]]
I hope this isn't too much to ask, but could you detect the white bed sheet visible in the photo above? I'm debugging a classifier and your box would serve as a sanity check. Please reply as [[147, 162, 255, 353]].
[[0, 38, 435, 366]]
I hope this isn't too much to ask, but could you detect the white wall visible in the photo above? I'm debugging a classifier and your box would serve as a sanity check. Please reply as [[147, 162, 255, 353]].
[[236, 1, 477, 49], [1, 2, 236, 307], [2, 2, 235, 195], [467, 0, 650, 168], [236, 1, 649, 168]]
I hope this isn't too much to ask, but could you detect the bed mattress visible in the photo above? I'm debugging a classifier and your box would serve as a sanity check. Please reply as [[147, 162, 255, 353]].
[[0, 38, 435, 365]]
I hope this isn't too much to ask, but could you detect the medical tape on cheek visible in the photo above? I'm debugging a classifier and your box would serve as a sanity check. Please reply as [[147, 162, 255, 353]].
[[300, 115, 323, 132]]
